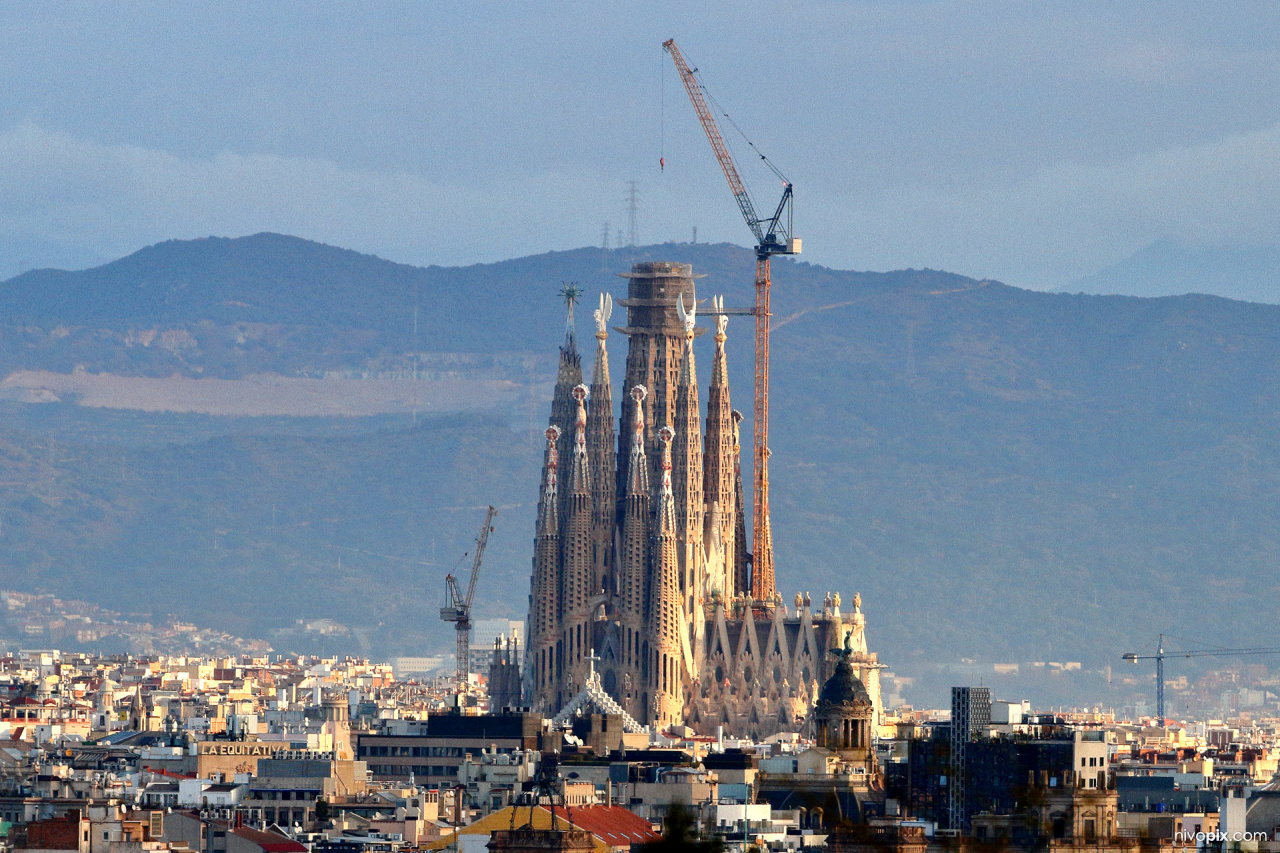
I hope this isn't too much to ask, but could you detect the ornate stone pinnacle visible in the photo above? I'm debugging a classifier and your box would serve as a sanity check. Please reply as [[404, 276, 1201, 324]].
[[544, 426, 560, 487], [658, 426, 675, 493], [560, 282, 583, 311], [560, 282, 582, 338], [713, 295, 727, 342], [593, 292, 613, 341], [545, 425, 561, 464], [572, 384, 589, 450], [629, 386, 648, 444], [676, 293, 697, 339]]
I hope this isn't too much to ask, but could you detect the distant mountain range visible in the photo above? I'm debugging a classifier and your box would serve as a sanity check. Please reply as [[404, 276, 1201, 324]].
[[2, 233, 1279, 706], [0, 236, 107, 280], [1068, 240, 1280, 304]]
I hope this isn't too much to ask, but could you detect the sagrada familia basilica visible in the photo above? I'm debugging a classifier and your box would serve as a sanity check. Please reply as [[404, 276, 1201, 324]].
[[523, 261, 883, 739]]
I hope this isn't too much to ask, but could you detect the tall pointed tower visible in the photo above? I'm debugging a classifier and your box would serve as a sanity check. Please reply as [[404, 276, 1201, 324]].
[[649, 426, 686, 728], [617, 384, 651, 719], [559, 384, 594, 706], [703, 298, 737, 600], [672, 294, 705, 672], [551, 297, 583, 523], [527, 426, 562, 708], [587, 295, 616, 599], [731, 410, 751, 598]]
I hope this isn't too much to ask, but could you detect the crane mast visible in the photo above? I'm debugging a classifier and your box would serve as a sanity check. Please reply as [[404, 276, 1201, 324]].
[[440, 505, 498, 690], [664, 38, 799, 602]]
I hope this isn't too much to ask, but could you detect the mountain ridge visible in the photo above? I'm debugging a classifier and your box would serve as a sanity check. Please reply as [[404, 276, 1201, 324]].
[[1067, 240, 1280, 304], [1, 233, 1278, 706]]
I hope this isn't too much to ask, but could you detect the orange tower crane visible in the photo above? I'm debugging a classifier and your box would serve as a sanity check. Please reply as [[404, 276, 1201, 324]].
[[663, 38, 800, 602]]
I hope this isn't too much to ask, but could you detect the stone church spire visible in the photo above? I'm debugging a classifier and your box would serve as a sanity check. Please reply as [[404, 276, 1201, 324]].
[[587, 294, 616, 599], [731, 410, 751, 600], [551, 293, 584, 521], [672, 295, 705, 542], [703, 297, 737, 599], [672, 294, 706, 665], [529, 425, 562, 706], [559, 384, 593, 702], [649, 425, 684, 727], [617, 385, 651, 718], [619, 386, 651, 623]]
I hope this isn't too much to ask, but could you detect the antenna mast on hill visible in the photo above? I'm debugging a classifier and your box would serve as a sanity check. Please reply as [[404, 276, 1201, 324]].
[[626, 182, 640, 247]]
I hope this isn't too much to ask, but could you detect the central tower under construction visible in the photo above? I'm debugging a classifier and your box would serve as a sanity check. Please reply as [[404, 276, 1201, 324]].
[[524, 261, 881, 738]]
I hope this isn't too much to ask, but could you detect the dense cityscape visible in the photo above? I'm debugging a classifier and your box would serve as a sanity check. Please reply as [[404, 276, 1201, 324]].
[[3, 262, 1280, 853], [4, 6, 1280, 853], [0, 645, 1277, 853]]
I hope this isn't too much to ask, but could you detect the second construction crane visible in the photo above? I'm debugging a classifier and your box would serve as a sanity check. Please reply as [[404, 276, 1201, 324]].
[[439, 505, 497, 690], [1123, 634, 1280, 721], [664, 38, 800, 601]]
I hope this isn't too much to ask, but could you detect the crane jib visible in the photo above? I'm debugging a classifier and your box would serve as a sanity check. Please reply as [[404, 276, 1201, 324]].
[[663, 38, 795, 254], [440, 504, 498, 691]]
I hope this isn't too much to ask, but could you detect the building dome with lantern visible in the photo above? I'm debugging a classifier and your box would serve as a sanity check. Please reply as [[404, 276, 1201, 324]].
[[813, 633, 876, 773]]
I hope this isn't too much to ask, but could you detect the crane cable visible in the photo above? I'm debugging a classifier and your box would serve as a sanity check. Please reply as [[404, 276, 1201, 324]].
[[700, 83, 790, 185], [667, 40, 791, 239], [675, 40, 790, 185], [660, 45, 665, 172]]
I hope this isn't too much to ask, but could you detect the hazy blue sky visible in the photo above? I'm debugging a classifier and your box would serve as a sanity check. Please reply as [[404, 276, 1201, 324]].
[[1, 2, 1278, 288]]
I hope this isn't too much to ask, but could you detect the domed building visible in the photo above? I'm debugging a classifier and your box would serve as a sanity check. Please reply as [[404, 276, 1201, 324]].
[[813, 633, 877, 776], [756, 634, 884, 830]]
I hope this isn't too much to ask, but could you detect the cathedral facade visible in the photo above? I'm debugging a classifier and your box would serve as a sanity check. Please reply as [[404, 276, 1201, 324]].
[[524, 261, 882, 739]]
